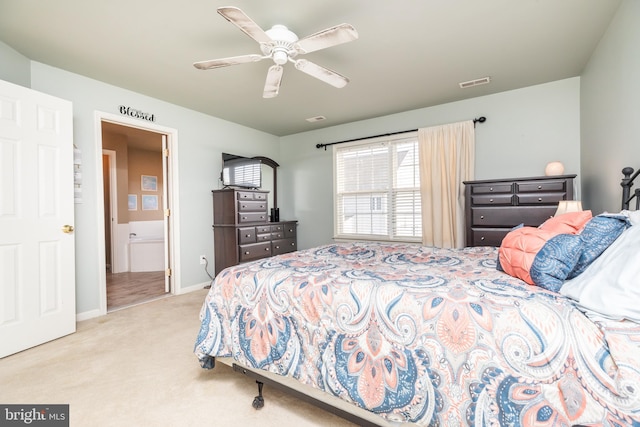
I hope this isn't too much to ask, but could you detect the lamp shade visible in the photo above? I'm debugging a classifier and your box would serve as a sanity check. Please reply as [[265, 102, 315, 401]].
[[555, 200, 583, 216]]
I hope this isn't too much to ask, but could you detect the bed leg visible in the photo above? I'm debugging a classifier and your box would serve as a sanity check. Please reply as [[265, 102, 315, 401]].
[[252, 381, 265, 409]]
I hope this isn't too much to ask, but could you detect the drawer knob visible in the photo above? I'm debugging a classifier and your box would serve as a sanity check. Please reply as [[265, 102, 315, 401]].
[[481, 236, 485, 240], [244, 251, 250, 255], [245, 234, 251, 237], [480, 215, 485, 219], [489, 198, 494, 203], [242, 216, 247, 220], [538, 185, 542, 189], [275, 245, 280, 249], [538, 197, 542, 201], [260, 216, 265, 219], [291, 242, 295, 246], [489, 187, 493, 191], [265, 247, 270, 251]]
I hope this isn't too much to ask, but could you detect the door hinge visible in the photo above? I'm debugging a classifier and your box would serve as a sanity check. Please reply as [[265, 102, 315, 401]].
[[165, 268, 172, 277], [163, 148, 169, 157], [165, 208, 170, 217]]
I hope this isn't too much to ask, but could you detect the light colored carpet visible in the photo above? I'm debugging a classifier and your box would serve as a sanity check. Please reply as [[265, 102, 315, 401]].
[[0, 289, 357, 427]]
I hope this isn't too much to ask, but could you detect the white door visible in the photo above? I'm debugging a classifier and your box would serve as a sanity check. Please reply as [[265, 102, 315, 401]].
[[0, 79, 76, 358]]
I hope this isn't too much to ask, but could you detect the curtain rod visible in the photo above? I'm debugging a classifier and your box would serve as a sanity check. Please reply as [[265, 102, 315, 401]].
[[315, 116, 486, 150]]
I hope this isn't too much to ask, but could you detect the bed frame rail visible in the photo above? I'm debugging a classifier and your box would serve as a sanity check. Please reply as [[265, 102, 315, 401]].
[[621, 166, 640, 210], [231, 363, 383, 427]]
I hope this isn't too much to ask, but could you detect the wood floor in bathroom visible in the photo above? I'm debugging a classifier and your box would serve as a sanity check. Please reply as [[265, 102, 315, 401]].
[[106, 271, 168, 311]]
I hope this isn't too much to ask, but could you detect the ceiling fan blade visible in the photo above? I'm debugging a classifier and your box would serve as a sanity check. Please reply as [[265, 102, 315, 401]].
[[294, 59, 349, 88], [193, 54, 264, 70], [263, 65, 284, 98], [217, 6, 272, 45], [295, 23, 358, 54]]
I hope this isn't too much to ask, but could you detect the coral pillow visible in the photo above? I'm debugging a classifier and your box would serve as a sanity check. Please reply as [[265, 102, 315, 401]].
[[539, 210, 592, 234]]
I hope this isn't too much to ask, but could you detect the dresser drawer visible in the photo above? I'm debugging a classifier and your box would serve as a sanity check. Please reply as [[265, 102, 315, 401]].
[[469, 228, 509, 247], [238, 212, 268, 223], [284, 223, 297, 238], [516, 180, 567, 193], [256, 233, 271, 242], [270, 224, 284, 232], [471, 194, 514, 206], [256, 225, 272, 234], [237, 191, 267, 201], [239, 242, 271, 262], [516, 193, 567, 205], [272, 238, 296, 255], [470, 183, 513, 194], [238, 227, 256, 244], [237, 200, 267, 212], [471, 207, 555, 227], [271, 232, 284, 240]]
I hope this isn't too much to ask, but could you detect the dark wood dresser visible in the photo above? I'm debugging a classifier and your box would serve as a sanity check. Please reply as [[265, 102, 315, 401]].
[[464, 174, 576, 247], [212, 188, 297, 275]]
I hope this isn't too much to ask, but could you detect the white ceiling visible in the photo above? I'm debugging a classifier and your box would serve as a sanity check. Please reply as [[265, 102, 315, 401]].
[[0, 0, 621, 136]]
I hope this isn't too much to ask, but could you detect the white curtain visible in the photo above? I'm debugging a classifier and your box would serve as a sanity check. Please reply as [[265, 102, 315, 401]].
[[418, 120, 475, 248]]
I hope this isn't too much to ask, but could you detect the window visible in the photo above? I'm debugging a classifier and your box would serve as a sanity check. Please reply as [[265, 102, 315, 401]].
[[333, 134, 421, 242]]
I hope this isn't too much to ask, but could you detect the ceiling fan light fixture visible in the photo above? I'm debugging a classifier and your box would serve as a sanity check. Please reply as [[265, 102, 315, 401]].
[[272, 50, 289, 65]]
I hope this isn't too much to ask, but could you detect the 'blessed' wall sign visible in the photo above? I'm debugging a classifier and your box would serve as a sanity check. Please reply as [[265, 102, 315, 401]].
[[119, 105, 155, 122]]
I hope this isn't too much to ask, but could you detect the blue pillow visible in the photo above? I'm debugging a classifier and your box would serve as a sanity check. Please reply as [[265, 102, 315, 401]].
[[530, 234, 582, 292], [567, 214, 630, 279]]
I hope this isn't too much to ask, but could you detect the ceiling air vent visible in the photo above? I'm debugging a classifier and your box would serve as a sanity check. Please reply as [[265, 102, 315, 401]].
[[459, 77, 491, 89], [306, 116, 326, 123]]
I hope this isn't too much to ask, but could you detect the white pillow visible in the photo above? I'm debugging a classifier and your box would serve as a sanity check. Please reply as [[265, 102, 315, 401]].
[[560, 221, 640, 322]]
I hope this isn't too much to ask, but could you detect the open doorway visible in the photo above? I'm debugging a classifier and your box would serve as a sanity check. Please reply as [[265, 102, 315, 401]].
[[96, 114, 179, 313]]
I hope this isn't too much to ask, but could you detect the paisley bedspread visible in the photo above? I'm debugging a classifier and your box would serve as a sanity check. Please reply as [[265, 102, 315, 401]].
[[194, 242, 640, 426]]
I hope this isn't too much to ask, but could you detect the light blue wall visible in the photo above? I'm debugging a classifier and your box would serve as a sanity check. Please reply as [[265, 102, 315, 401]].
[[580, 0, 640, 214], [1, 44, 280, 315], [280, 78, 581, 249], [0, 42, 30, 86]]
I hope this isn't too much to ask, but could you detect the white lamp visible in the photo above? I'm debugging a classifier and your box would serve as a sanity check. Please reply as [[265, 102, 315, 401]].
[[545, 161, 565, 176], [555, 200, 583, 216]]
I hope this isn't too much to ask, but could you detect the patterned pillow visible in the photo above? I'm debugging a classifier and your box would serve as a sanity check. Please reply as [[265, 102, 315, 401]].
[[567, 214, 630, 279], [530, 234, 583, 292]]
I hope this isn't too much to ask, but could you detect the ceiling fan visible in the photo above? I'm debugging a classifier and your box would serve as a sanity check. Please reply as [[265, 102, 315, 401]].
[[193, 6, 358, 98]]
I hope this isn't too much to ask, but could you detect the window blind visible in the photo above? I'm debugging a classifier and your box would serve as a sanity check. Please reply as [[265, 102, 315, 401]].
[[334, 134, 421, 241]]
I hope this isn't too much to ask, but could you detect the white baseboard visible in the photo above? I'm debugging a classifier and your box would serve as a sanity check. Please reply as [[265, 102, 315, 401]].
[[178, 281, 211, 295], [75, 282, 209, 322], [76, 309, 101, 322]]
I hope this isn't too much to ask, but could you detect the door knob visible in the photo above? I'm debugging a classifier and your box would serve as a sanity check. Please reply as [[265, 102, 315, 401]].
[[62, 225, 74, 234]]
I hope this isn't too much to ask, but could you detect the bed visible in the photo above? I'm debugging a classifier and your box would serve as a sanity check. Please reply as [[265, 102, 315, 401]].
[[195, 167, 640, 426]]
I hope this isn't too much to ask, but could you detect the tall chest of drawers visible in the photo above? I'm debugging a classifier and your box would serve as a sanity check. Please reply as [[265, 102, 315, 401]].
[[212, 189, 297, 275], [464, 174, 576, 247]]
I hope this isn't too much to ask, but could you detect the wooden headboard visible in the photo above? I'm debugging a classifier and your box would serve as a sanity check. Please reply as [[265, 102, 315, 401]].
[[621, 166, 640, 210]]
